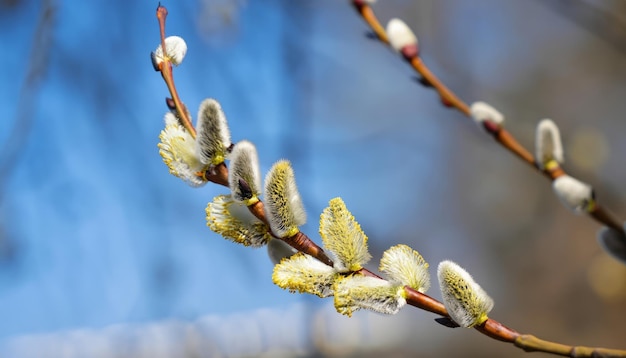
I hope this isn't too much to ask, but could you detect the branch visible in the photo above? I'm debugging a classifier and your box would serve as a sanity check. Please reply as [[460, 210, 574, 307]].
[[351, 0, 625, 246], [154, 4, 196, 138]]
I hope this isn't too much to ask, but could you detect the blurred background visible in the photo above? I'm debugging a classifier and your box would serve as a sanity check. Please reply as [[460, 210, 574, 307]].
[[0, 0, 625, 356]]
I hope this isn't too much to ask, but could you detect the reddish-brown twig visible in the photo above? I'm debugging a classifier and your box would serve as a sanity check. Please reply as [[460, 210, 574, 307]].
[[155, 5, 196, 138]]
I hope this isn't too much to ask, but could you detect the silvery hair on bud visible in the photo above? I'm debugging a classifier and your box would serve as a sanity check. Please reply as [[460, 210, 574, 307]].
[[263, 160, 307, 238], [552, 175, 594, 214], [535, 119, 564, 169], [229, 140, 262, 202], [470, 102, 504, 128], [437, 260, 493, 328], [195, 99, 232, 166], [386, 18, 418, 52], [154, 36, 187, 66]]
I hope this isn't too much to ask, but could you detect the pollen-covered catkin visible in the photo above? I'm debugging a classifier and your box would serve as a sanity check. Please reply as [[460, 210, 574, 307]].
[[437, 260, 493, 328], [263, 160, 306, 238]]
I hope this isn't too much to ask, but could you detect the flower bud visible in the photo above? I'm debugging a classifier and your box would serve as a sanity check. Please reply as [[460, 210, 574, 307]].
[[552, 175, 594, 214], [153, 36, 187, 66], [319, 197, 371, 273], [333, 275, 406, 317], [386, 19, 418, 55], [272, 253, 337, 297], [379, 244, 430, 293], [438, 260, 493, 328], [205, 195, 271, 247], [264, 160, 306, 238], [470, 102, 504, 131], [158, 112, 206, 187], [229, 140, 261, 204], [535, 119, 564, 170], [195, 99, 232, 166]]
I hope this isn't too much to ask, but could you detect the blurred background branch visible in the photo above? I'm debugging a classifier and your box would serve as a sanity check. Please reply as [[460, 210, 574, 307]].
[[538, 0, 626, 54], [0, 0, 56, 188], [0, 0, 56, 266]]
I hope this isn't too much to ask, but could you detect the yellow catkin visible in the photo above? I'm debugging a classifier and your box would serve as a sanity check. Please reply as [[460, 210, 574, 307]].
[[437, 261, 493, 328], [272, 253, 336, 297], [263, 160, 306, 238], [158, 113, 206, 187], [333, 275, 406, 317], [380, 244, 430, 293], [319, 198, 371, 272], [206, 195, 270, 247]]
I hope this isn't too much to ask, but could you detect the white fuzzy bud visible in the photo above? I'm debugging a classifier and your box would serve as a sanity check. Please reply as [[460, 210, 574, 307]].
[[552, 175, 594, 214], [470, 102, 504, 129], [437, 260, 493, 328], [597, 226, 626, 264], [535, 119, 564, 169], [154, 36, 187, 66], [229, 140, 262, 204], [195, 99, 232, 166], [386, 18, 418, 53]]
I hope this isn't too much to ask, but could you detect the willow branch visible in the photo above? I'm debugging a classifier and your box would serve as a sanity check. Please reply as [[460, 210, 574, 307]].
[[155, 5, 196, 138]]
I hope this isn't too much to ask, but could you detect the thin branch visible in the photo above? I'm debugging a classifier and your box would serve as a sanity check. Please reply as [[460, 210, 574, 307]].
[[155, 5, 196, 138]]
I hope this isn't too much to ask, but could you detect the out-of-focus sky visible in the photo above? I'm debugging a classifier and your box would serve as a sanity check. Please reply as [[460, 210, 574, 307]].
[[1, 0, 625, 356]]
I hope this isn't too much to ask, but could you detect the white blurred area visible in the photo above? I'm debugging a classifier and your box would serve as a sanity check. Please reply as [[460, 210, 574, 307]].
[[0, 303, 449, 358]]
